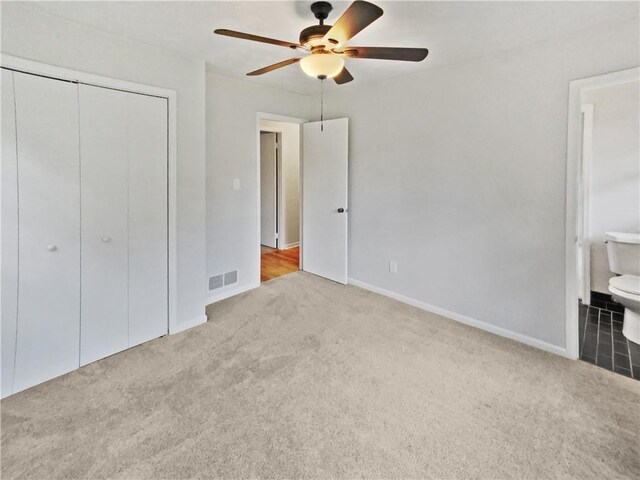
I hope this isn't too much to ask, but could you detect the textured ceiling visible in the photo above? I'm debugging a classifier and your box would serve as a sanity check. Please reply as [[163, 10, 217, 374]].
[[19, 1, 640, 94]]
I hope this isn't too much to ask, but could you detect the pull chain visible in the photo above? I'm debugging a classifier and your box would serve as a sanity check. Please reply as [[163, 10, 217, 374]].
[[320, 77, 324, 132]]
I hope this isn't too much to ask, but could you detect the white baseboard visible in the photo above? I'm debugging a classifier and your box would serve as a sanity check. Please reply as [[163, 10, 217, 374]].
[[348, 278, 571, 359], [279, 242, 299, 250], [206, 281, 260, 305], [170, 314, 207, 335]]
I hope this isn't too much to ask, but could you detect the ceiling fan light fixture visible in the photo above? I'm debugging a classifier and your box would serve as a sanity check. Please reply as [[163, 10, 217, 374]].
[[300, 53, 344, 79], [214, 1, 429, 85]]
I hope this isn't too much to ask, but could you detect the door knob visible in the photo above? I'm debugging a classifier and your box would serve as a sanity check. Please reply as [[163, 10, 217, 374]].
[[101, 236, 111, 243], [47, 245, 57, 251], [337, 208, 345, 213]]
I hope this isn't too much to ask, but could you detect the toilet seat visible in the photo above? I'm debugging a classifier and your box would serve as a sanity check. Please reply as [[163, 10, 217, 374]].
[[609, 274, 640, 296]]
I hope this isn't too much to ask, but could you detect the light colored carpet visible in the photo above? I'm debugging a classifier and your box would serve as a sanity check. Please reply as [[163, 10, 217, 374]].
[[2, 272, 639, 479]]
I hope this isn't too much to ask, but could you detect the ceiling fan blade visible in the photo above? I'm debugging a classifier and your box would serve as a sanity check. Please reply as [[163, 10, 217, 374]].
[[323, 1, 384, 46], [338, 46, 429, 62], [247, 58, 301, 76], [214, 29, 300, 49], [334, 67, 354, 85]]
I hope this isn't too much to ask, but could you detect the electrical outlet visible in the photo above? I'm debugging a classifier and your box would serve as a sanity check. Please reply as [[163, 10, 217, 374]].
[[389, 260, 398, 274], [233, 178, 240, 190]]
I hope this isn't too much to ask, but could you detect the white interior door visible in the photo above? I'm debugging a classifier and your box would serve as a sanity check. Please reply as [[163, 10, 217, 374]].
[[1, 69, 19, 397], [127, 92, 168, 347], [302, 118, 349, 284], [13, 72, 81, 393], [260, 132, 277, 248], [79, 85, 129, 365]]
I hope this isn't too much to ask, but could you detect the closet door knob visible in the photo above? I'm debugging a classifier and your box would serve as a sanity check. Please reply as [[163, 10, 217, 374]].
[[101, 236, 111, 243], [47, 245, 57, 251]]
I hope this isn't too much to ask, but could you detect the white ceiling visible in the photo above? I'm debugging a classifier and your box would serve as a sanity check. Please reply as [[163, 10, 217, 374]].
[[23, 1, 640, 94]]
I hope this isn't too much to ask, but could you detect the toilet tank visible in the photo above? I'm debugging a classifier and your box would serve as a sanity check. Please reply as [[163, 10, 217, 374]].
[[605, 232, 640, 275]]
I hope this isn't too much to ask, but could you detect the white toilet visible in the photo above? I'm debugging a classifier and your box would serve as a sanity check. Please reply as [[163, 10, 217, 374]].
[[606, 232, 640, 344]]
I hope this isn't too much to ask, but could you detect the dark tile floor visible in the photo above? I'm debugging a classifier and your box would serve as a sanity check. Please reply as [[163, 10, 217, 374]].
[[579, 293, 640, 380]]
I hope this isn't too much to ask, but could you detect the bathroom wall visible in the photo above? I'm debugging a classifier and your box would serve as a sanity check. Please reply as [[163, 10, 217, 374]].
[[582, 80, 640, 293]]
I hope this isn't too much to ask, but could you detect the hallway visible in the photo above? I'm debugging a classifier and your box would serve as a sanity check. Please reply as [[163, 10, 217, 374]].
[[261, 246, 300, 282]]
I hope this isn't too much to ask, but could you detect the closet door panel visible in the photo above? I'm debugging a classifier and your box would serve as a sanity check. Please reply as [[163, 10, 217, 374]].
[[127, 94, 168, 346], [13, 73, 80, 392], [79, 85, 129, 366], [2, 70, 18, 398]]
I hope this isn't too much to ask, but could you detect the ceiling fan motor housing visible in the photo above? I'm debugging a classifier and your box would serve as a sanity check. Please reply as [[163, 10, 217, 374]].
[[300, 2, 337, 50], [299, 25, 332, 49]]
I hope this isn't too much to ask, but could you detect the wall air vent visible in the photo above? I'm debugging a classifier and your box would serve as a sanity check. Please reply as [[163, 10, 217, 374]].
[[209, 271, 239, 291], [208, 274, 224, 291], [224, 270, 238, 286]]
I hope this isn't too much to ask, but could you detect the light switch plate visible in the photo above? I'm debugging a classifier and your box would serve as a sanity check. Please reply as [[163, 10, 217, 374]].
[[233, 179, 240, 190]]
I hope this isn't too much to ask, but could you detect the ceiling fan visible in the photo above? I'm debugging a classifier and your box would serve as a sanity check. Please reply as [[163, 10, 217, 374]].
[[214, 1, 429, 85]]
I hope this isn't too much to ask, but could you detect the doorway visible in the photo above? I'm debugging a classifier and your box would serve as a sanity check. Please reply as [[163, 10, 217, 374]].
[[256, 112, 350, 286], [566, 67, 640, 379], [259, 118, 301, 282]]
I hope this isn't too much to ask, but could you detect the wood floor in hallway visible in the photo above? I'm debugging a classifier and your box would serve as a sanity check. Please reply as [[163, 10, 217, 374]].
[[261, 245, 299, 282]]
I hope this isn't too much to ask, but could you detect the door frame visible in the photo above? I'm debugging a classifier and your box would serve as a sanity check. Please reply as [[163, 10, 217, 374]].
[[256, 112, 307, 281], [577, 103, 593, 306], [0, 54, 180, 334], [564, 66, 639, 360]]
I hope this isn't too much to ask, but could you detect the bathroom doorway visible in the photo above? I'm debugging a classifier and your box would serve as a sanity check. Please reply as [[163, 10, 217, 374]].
[[259, 118, 301, 283], [566, 67, 640, 379]]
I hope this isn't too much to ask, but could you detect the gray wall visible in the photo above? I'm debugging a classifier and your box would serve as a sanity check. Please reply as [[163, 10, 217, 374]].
[[206, 74, 311, 302], [322, 18, 639, 348], [1, 3, 207, 327], [582, 81, 640, 293]]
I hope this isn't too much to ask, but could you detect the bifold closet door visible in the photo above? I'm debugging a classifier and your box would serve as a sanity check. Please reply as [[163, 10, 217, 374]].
[[13, 72, 81, 393], [79, 86, 168, 364], [126, 92, 168, 347], [79, 85, 129, 365]]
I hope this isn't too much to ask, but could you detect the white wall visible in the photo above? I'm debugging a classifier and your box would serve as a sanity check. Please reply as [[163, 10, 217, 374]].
[[1, 3, 207, 328], [206, 74, 310, 302], [261, 119, 301, 249], [322, 17, 639, 349], [582, 81, 640, 293]]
